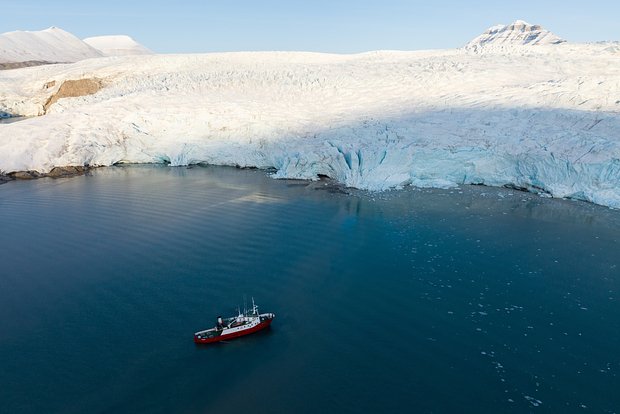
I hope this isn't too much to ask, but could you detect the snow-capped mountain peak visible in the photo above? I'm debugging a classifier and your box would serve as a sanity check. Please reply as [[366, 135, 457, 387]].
[[83, 35, 152, 56], [0, 27, 151, 66], [465, 20, 566, 52], [0, 27, 104, 64]]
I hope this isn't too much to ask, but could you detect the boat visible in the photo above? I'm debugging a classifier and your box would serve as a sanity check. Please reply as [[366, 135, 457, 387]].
[[194, 298, 275, 344]]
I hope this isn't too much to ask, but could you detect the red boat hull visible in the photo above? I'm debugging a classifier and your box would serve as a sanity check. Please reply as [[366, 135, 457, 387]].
[[194, 319, 273, 344]]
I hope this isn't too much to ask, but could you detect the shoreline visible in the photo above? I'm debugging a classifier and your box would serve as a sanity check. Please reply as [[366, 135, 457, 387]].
[[2, 162, 616, 210]]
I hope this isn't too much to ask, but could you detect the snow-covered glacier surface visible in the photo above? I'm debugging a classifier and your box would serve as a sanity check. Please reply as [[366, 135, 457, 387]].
[[1, 44, 620, 207]]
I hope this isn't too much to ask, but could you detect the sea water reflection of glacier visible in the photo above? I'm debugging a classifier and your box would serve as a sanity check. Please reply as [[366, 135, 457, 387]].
[[0, 165, 619, 414]]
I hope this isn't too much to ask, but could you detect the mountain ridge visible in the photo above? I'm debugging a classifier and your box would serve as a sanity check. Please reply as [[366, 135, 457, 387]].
[[0, 27, 103, 64], [0, 27, 150, 66]]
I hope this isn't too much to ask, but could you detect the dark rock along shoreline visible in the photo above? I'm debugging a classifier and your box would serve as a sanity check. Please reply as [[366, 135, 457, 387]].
[[1, 165, 91, 183]]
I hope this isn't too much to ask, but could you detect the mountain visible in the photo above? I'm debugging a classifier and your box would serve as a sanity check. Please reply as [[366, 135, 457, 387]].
[[0, 28, 151, 67], [83, 35, 152, 56], [465, 20, 566, 52], [0, 27, 103, 64]]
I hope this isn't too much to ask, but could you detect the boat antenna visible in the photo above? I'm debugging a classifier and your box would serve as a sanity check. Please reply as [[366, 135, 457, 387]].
[[252, 297, 257, 314]]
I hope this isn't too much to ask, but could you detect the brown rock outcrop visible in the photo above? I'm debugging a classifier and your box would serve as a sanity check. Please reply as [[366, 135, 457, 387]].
[[0, 60, 53, 70], [47, 166, 89, 177], [8, 170, 42, 179], [5, 165, 91, 180], [44, 78, 102, 112]]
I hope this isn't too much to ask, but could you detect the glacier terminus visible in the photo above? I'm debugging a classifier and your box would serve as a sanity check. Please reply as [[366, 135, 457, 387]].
[[1, 21, 619, 208]]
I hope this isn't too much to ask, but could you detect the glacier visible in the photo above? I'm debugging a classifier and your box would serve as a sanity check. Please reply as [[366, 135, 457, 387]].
[[1, 23, 620, 208]]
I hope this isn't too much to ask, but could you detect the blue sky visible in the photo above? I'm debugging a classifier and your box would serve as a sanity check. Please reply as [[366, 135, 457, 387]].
[[2, 0, 619, 53]]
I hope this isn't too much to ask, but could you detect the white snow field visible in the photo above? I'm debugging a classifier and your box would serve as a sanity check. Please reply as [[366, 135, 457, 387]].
[[1, 21, 620, 208]]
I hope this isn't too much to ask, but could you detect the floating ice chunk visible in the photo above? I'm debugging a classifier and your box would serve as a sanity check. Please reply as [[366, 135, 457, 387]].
[[524, 396, 543, 407]]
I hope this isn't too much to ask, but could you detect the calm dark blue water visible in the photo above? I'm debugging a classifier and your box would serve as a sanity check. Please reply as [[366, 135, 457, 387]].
[[1, 165, 619, 413]]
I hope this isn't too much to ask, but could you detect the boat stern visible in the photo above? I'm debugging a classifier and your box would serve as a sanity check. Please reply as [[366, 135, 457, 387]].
[[260, 312, 275, 323]]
